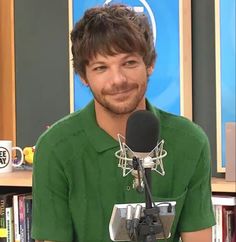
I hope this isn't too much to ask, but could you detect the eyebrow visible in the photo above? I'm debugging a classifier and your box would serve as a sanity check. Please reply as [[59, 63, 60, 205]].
[[88, 53, 140, 67], [88, 61, 106, 67]]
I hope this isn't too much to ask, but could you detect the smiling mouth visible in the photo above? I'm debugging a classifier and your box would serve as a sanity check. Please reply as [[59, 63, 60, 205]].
[[112, 88, 133, 95], [106, 86, 136, 96], [106, 88, 136, 102]]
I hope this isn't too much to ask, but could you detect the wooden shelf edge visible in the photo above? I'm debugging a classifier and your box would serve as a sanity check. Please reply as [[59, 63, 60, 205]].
[[211, 177, 236, 193], [0, 170, 32, 187], [0, 172, 235, 192]]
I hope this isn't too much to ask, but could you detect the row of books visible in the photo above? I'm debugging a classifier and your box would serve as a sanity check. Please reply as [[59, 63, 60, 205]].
[[212, 195, 236, 242], [1, 191, 235, 242], [0, 192, 34, 242]]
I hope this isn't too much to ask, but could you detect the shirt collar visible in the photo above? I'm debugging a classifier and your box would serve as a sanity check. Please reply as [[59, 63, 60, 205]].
[[80, 99, 161, 153], [80, 101, 119, 153]]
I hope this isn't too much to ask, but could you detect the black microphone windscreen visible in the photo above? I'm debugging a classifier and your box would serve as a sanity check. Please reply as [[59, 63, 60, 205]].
[[126, 110, 160, 153]]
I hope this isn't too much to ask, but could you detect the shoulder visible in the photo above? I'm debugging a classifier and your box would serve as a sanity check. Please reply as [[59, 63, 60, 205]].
[[34, 101, 96, 159], [33, 108, 90, 167], [155, 108, 209, 149], [37, 110, 83, 146]]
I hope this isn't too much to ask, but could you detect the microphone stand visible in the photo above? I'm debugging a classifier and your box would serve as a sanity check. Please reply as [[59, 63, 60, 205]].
[[145, 168, 152, 209], [136, 160, 163, 242]]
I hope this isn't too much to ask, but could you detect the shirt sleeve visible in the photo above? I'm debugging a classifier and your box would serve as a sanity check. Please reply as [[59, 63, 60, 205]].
[[177, 136, 216, 232], [31, 136, 73, 242]]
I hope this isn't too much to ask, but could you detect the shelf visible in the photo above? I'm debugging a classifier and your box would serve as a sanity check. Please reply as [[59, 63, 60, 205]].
[[0, 170, 32, 187], [0, 171, 235, 192], [211, 177, 236, 193]]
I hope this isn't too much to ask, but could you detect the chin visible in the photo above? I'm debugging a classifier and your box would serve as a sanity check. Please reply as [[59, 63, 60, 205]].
[[105, 99, 144, 115]]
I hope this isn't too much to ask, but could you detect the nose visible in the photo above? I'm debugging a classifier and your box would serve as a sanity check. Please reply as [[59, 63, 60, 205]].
[[110, 66, 127, 85]]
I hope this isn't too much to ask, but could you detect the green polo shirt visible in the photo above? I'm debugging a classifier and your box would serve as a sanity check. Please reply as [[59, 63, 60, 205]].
[[32, 100, 215, 242]]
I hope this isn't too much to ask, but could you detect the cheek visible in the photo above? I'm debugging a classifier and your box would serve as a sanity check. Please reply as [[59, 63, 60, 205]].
[[86, 78, 106, 94], [87, 72, 112, 91], [136, 69, 149, 83]]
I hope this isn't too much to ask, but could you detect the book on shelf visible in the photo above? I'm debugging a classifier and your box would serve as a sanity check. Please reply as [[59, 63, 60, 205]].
[[13, 194, 20, 242], [0, 193, 15, 242], [5, 207, 14, 242], [14, 193, 34, 242], [19, 194, 34, 242], [212, 195, 236, 206], [0, 192, 34, 242], [23, 195, 33, 242], [18, 194, 26, 242], [212, 195, 236, 242]]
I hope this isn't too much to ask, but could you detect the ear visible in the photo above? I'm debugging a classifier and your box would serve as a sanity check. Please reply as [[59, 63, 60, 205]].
[[147, 64, 154, 76], [80, 76, 89, 86]]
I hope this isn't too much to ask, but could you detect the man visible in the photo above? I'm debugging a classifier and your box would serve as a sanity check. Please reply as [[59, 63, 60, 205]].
[[32, 4, 215, 242]]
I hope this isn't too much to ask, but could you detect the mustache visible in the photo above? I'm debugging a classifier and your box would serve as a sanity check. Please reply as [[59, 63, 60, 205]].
[[102, 83, 137, 95]]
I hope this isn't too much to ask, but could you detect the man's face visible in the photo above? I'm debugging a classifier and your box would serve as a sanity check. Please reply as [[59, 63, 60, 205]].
[[82, 52, 153, 115]]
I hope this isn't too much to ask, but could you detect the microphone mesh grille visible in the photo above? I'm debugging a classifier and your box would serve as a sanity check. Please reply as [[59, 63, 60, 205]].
[[126, 110, 160, 152]]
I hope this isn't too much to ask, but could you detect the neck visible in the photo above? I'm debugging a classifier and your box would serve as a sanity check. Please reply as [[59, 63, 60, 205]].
[[94, 100, 146, 140]]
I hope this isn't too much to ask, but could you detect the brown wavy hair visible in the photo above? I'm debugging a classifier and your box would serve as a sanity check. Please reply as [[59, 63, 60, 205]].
[[71, 4, 156, 79]]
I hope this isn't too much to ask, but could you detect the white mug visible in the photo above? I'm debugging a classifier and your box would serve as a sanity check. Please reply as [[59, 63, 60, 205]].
[[0, 140, 24, 173]]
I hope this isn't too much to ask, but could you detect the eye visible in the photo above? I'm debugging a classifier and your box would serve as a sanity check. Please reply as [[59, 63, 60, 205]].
[[123, 60, 138, 68], [93, 65, 107, 72]]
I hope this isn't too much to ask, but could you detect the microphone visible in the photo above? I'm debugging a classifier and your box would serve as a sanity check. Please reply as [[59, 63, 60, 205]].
[[126, 110, 160, 209], [110, 110, 176, 241], [115, 111, 167, 192], [126, 110, 160, 154], [126, 111, 163, 242]]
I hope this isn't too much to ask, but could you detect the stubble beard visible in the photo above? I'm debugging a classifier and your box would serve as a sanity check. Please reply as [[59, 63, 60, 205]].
[[92, 82, 147, 115]]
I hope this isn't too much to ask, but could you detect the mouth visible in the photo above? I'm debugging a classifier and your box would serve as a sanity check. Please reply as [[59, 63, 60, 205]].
[[105, 84, 137, 96], [107, 87, 136, 101], [111, 88, 134, 95]]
